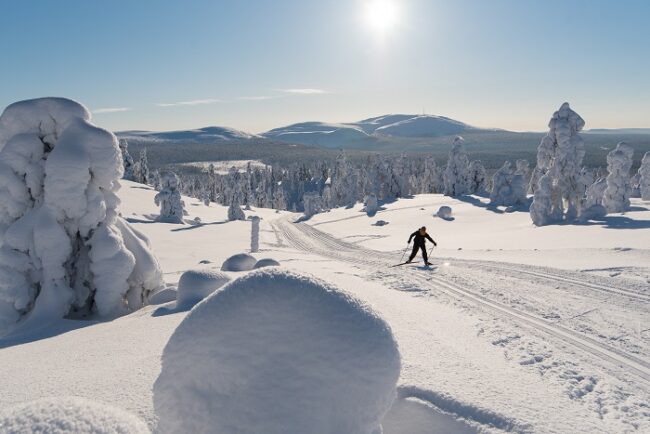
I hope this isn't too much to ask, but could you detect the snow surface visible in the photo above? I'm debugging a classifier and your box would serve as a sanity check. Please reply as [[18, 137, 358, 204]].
[[176, 269, 230, 308], [154, 268, 401, 434], [1, 180, 649, 433], [0, 396, 150, 434]]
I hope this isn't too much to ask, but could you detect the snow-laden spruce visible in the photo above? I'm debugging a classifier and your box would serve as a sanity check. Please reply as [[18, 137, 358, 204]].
[[119, 139, 135, 181], [580, 178, 608, 221], [0, 397, 150, 434], [468, 160, 487, 194], [364, 193, 379, 217], [153, 269, 400, 434], [154, 172, 185, 223], [640, 152, 650, 200], [132, 149, 150, 185], [0, 98, 163, 332], [490, 161, 527, 207], [303, 191, 324, 218], [602, 142, 634, 213], [530, 103, 586, 225], [443, 136, 470, 196]]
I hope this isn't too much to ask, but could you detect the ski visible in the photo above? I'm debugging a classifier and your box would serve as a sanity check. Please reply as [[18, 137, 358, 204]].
[[390, 262, 412, 267]]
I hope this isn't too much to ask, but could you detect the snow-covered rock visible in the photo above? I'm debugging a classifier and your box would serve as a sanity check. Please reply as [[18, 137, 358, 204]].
[[0, 397, 150, 434], [153, 269, 400, 434], [176, 269, 231, 308], [0, 98, 164, 333], [154, 172, 185, 224], [220, 253, 257, 272], [253, 258, 281, 269], [436, 206, 453, 220], [603, 142, 634, 213]]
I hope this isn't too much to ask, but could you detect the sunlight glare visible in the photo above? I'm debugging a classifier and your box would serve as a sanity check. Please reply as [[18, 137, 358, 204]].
[[364, 0, 399, 34]]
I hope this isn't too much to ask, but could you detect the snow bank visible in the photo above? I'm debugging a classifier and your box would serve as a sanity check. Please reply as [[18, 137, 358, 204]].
[[154, 269, 400, 434], [253, 258, 280, 269], [220, 253, 257, 272], [0, 98, 164, 333], [436, 206, 453, 220], [176, 269, 231, 308], [0, 397, 149, 433]]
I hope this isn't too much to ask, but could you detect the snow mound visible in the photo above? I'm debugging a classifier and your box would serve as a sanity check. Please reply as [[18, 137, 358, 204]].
[[0, 396, 150, 434], [149, 287, 178, 305], [177, 269, 231, 307], [253, 258, 280, 269], [436, 206, 453, 220], [154, 269, 401, 434], [220, 253, 257, 271]]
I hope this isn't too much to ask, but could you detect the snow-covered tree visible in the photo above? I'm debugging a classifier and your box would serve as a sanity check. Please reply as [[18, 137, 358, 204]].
[[490, 161, 527, 207], [580, 178, 607, 221], [331, 150, 356, 207], [420, 156, 442, 193], [640, 152, 650, 200], [154, 172, 185, 224], [228, 197, 246, 221], [444, 136, 470, 196], [0, 97, 164, 331], [364, 193, 379, 217], [303, 191, 324, 218], [630, 172, 641, 198], [468, 160, 487, 194], [133, 148, 150, 185], [603, 142, 634, 213], [119, 139, 135, 181], [529, 103, 586, 225]]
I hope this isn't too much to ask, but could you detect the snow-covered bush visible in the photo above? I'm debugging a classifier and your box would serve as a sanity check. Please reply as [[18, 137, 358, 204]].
[[303, 191, 324, 218], [603, 142, 634, 213], [250, 216, 260, 253], [364, 193, 379, 216], [529, 103, 586, 225], [490, 161, 527, 207], [468, 160, 487, 194], [0, 396, 150, 434], [154, 172, 185, 224], [0, 98, 164, 332], [176, 269, 231, 308], [443, 136, 470, 196], [227, 197, 246, 221], [119, 139, 135, 181], [253, 258, 280, 269], [640, 152, 650, 200], [436, 206, 453, 220], [220, 253, 257, 272], [153, 269, 400, 434]]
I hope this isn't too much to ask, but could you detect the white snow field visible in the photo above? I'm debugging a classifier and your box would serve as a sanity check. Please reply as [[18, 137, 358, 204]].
[[0, 182, 649, 433]]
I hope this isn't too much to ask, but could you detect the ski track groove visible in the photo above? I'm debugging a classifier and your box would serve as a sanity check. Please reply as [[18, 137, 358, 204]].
[[272, 217, 650, 386]]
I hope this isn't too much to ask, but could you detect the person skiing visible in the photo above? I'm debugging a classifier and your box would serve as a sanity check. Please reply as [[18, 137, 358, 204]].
[[406, 226, 437, 265]]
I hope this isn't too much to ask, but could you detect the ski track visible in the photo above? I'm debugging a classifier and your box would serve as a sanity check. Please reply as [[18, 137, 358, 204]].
[[271, 217, 650, 388]]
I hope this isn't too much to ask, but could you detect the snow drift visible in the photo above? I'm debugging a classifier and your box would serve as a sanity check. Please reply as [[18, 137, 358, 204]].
[[0, 97, 164, 333], [176, 269, 230, 308], [253, 258, 280, 269], [0, 397, 150, 434], [220, 253, 257, 272], [154, 269, 401, 434]]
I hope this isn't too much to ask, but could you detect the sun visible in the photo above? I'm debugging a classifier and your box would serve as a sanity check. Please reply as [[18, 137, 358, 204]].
[[364, 0, 399, 34]]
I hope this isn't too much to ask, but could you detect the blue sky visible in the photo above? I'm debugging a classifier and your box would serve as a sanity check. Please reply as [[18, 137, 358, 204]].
[[1, 0, 648, 133]]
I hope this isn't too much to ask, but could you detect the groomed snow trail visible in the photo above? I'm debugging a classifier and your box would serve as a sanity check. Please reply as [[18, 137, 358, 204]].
[[273, 218, 650, 383]]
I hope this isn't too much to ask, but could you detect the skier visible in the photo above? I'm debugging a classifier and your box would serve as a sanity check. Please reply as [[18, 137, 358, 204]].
[[406, 226, 437, 265]]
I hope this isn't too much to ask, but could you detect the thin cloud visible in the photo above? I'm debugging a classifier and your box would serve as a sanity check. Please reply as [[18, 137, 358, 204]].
[[156, 98, 222, 107], [93, 107, 131, 114], [237, 96, 277, 101], [277, 88, 329, 95]]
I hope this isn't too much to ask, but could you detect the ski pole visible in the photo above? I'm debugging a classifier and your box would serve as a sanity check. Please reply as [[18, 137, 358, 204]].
[[428, 244, 435, 262], [399, 244, 409, 263]]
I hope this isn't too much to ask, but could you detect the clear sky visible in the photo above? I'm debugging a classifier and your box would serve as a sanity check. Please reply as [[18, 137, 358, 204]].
[[1, 0, 648, 133]]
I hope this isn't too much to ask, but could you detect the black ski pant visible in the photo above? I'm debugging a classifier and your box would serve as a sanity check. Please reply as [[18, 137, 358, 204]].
[[408, 243, 428, 263]]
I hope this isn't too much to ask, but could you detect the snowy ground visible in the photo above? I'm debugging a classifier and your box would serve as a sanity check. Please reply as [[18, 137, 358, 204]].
[[1, 182, 649, 433]]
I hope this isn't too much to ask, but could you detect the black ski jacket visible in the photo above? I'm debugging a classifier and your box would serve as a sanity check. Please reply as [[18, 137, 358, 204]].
[[408, 231, 436, 246]]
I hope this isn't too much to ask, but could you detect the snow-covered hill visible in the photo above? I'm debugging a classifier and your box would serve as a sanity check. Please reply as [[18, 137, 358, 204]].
[[261, 121, 372, 147], [2, 181, 649, 433], [118, 126, 259, 142]]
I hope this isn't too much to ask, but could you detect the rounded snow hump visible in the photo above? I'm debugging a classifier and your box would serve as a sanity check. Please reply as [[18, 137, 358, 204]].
[[154, 268, 401, 434], [220, 253, 257, 272], [176, 269, 231, 308], [0, 396, 150, 434]]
